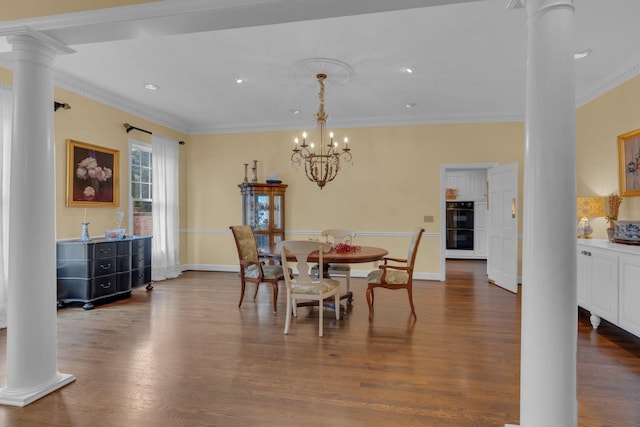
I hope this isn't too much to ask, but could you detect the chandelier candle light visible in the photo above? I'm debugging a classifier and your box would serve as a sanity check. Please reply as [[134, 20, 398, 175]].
[[290, 73, 352, 189]]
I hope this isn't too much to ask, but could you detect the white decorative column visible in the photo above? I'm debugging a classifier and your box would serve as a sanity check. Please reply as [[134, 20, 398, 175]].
[[517, 0, 577, 426], [0, 32, 75, 406]]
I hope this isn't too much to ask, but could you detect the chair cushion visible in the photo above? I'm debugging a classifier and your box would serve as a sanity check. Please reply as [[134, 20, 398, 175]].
[[328, 264, 351, 272], [367, 269, 409, 285], [244, 264, 285, 280], [310, 264, 350, 275], [291, 279, 340, 295]]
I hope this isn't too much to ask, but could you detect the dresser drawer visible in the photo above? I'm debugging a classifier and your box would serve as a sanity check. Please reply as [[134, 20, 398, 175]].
[[94, 242, 117, 259], [132, 266, 151, 288], [94, 258, 117, 277], [132, 251, 146, 269], [58, 259, 116, 278], [91, 275, 117, 299]]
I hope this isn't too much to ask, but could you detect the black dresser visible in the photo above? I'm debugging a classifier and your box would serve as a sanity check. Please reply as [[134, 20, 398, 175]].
[[56, 236, 152, 309]]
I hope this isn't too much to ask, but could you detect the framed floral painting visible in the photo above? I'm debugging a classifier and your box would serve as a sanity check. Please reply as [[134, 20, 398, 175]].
[[618, 129, 640, 197], [67, 139, 119, 207]]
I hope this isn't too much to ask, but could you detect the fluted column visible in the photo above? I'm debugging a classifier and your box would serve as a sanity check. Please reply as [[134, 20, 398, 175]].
[[518, 0, 577, 426], [0, 33, 74, 406]]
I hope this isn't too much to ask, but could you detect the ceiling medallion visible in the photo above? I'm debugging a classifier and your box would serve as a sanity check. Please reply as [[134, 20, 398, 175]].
[[290, 58, 355, 87]]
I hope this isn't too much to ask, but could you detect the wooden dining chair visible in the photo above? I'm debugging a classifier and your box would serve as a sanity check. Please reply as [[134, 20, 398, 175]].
[[230, 225, 287, 313], [277, 240, 341, 337], [366, 228, 424, 321]]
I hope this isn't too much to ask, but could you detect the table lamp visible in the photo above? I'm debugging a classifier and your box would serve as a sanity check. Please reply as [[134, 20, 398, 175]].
[[577, 196, 606, 238]]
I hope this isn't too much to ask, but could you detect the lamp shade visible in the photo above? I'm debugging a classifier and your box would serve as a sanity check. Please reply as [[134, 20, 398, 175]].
[[576, 197, 606, 218]]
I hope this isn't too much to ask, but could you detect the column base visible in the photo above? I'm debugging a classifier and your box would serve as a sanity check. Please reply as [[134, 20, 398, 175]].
[[0, 372, 75, 407]]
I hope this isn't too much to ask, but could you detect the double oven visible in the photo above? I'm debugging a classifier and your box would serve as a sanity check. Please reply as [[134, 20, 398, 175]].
[[446, 201, 474, 251]]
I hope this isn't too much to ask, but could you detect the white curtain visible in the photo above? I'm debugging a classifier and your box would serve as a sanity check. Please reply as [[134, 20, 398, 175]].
[[151, 134, 181, 281], [0, 86, 12, 329]]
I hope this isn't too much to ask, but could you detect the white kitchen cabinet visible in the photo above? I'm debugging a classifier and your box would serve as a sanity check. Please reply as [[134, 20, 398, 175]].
[[445, 170, 486, 200], [618, 254, 640, 337], [577, 239, 640, 337]]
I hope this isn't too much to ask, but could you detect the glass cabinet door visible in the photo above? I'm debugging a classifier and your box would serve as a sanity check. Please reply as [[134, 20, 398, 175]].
[[273, 195, 283, 230], [239, 183, 286, 248], [255, 234, 270, 248], [254, 194, 270, 230]]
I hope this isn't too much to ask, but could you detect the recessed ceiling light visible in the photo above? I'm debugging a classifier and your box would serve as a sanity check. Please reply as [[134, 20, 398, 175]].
[[290, 109, 301, 114], [404, 67, 415, 74], [143, 83, 159, 90], [405, 102, 417, 108], [235, 77, 245, 84], [574, 49, 592, 59]]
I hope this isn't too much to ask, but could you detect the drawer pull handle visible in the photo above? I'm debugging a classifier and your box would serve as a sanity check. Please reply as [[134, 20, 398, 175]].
[[100, 282, 112, 289], [100, 263, 112, 270], [99, 248, 112, 254]]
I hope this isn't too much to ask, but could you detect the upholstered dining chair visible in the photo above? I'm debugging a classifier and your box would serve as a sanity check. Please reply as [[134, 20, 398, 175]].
[[277, 240, 341, 337], [366, 228, 425, 321], [230, 225, 287, 313]]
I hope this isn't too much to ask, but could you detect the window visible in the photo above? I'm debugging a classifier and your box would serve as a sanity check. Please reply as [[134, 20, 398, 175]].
[[130, 141, 152, 236]]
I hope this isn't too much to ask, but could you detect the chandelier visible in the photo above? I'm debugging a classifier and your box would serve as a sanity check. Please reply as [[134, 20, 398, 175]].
[[290, 73, 352, 189]]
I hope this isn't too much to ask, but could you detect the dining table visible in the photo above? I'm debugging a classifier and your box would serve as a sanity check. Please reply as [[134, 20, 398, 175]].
[[259, 244, 389, 306]]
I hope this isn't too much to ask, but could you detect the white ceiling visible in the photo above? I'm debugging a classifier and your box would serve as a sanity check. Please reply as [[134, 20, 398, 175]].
[[3, 0, 640, 134]]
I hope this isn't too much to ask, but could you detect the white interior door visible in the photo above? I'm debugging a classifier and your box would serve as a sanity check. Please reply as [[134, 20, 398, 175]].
[[487, 162, 518, 293]]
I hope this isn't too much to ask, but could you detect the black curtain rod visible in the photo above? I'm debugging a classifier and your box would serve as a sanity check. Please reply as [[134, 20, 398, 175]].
[[123, 123, 185, 145], [54, 101, 71, 111]]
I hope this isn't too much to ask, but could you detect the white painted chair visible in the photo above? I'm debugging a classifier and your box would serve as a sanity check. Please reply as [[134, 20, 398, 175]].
[[278, 240, 341, 337]]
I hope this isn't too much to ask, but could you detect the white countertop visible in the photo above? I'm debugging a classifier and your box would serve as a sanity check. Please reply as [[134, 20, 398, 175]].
[[577, 238, 640, 256]]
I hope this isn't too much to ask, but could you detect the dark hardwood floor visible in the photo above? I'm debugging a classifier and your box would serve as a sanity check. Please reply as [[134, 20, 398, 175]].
[[0, 260, 639, 426]]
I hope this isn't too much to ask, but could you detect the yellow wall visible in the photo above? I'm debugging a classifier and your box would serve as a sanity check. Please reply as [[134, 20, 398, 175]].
[[577, 74, 640, 238], [186, 122, 525, 275]]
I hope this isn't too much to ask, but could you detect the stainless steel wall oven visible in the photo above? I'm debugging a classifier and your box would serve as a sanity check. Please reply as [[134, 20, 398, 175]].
[[446, 201, 474, 250]]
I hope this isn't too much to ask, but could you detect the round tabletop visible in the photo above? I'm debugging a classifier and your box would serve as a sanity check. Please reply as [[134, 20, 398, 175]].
[[260, 245, 388, 264]]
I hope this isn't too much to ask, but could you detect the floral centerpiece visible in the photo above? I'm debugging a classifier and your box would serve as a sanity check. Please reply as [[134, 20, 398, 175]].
[[333, 243, 361, 253]]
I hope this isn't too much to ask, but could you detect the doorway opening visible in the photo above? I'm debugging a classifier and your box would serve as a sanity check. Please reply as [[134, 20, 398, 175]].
[[439, 163, 497, 281]]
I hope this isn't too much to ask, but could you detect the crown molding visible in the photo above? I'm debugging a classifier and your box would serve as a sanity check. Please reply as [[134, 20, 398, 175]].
[[576, 58, 640, 109], [189, 111, 526, 135]]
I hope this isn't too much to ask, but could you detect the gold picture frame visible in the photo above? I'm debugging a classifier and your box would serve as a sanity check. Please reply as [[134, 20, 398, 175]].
[[67, 139, 119, 207], [618, 128, 640, 197]]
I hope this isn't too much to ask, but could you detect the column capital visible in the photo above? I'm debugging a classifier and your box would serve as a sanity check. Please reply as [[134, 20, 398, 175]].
[[2, 26, 74, 56], [526, 0, 575, 17]]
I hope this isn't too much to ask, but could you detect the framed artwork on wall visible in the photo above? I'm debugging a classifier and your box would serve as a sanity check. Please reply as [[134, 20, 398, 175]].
[[618, 128, 640, 197], [66, 139, 119, 207]]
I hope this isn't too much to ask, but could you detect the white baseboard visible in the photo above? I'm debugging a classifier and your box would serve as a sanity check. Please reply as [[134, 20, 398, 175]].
[[181, 264, 441, 281]]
